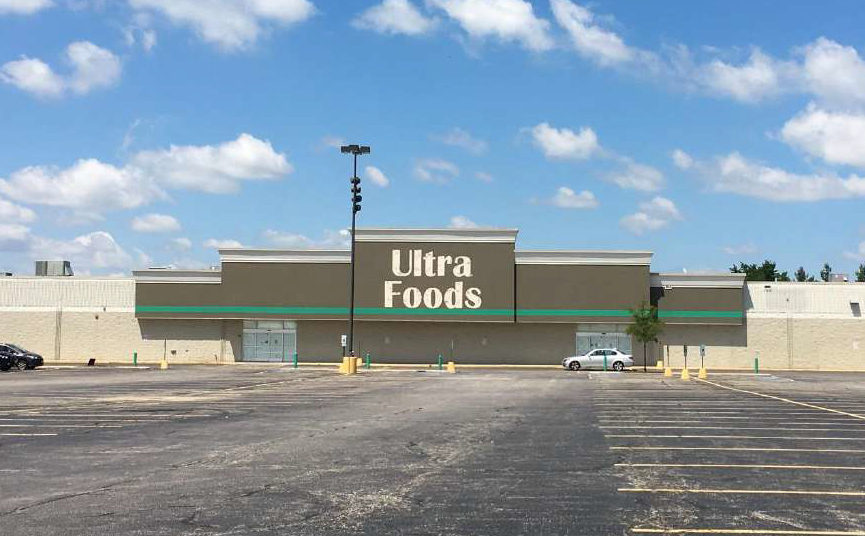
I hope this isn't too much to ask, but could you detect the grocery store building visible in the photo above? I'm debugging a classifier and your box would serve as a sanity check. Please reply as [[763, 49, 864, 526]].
[[1, 228, 863, 369]]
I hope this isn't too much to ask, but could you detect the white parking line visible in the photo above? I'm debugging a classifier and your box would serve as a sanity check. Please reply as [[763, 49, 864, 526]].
[[615, 463, 865, 470], [606, 434, 865, 441], [611, 446, 865, 452], [601, 426, 865, 432], [620, 488, 865, 496]]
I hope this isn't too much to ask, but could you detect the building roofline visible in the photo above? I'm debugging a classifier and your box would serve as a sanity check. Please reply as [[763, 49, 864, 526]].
[[515, 250, 653, 266], [355, 228, 518, 243], [132, 269, 222, 284], [219, 249, 350, 264]]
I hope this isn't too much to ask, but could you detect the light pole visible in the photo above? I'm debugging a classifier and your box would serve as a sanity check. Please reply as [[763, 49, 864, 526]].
[[340, 144, 370, 359]]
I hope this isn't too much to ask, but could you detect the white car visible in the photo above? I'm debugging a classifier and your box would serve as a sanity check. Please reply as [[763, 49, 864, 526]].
[[562, 348, 633, 371]]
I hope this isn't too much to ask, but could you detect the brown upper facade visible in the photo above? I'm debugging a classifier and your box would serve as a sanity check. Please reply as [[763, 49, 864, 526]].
[[134, 228, 744, 325]]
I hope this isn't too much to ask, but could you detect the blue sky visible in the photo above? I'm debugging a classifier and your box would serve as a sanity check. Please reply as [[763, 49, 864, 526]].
[[1, 0, 865, 276]]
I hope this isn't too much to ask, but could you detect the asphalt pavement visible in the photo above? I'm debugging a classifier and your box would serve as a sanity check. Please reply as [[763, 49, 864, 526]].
[[1, 366, 864, 535]]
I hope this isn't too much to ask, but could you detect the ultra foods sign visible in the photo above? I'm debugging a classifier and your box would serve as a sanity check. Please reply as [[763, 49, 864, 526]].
[[384, 249, 482, 309]]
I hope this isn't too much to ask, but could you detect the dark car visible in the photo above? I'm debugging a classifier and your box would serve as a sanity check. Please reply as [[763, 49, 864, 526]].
[[0, 351, 11, 372], [0, 344, 44, 371]]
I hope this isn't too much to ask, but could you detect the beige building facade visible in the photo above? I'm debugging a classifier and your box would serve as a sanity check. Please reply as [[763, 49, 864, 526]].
[[1, 277, 863, 369], [1, 228, 862, 370]]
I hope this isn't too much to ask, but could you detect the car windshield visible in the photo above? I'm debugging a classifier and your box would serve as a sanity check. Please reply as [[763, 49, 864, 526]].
[[6, 344, 25, 352]]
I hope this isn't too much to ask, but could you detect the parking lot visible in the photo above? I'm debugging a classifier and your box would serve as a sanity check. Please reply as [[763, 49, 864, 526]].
[[1, 367, 865, 535]]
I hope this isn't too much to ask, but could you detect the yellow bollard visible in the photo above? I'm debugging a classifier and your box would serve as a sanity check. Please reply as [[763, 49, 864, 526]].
[[159, 360, 169, 370], [349, 355, 357, 375], [356, 357, 363, 370], [446, 361, 456, 373], [663, 367, 673, 377], [655, 360, 664, 371], [681, 368, 690, 380], [340, 356, 348, 374], [698, 367, 708, 379]]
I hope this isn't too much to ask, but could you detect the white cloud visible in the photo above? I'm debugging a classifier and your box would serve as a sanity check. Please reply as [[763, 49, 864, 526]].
[[0, 57, 64, 97], [0, 223, 30, 251], [529, 122, 599, 160], [437, 127, 488, 154], [65, 41, 122, 94], [170, 236, 192, 251], [365, 165, 389, 187], [353, 0, 436, 36], [427, 0, 552, 52], [550, 0, 636, 65], [0, 41, 121, 98], [134, 247, 153, 267], [798, 37, 865, 108], [607, 161, 664, 191], [320, 135, 345, 150], [685, 151, 865, 202], [263, 228, 350, 249], [0, 158, 164, 212], [550, 187, 598, 209], [780, 105, 865, 169], [620, 196, 681, 235], [698, 49, 787, 103], [0, 133, 291, 216], [671, 149, 693, 170], [0, 0, 53, 15], [475, 171, 493, 183], [129, 0, 316, 51], [203, 238, 244, 250], [414, 158, 459, 184], [131, 133, 292, 194], [448, 215, 478, 228], [844, 241, 865, 262], [31, 231, 132, 270], [0, 196, 36, 223], [723, 243, 757, 256], [131, 213, 180, 233]]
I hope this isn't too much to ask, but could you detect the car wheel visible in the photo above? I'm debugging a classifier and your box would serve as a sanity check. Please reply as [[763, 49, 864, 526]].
[[568, 361, 581, 371], [612, 361, 624, 371], [15, 359, 28, 371]]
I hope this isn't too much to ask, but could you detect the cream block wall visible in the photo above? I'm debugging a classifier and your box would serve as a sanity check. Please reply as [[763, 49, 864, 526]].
[[660, 317, 865, 371], [0, 311, 58, 362], [0, 309, 239, 364]]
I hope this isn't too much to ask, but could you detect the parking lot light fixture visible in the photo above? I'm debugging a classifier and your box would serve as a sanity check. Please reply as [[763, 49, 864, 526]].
[[340, 144, 370, 359]]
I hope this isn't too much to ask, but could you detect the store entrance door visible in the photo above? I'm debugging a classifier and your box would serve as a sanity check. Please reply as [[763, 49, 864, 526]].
[[242, 320, 297, 362]]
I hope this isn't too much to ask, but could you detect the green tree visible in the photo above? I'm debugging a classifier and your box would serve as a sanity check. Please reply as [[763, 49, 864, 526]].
[[820, 262, 832, 282], [626, 303, 664, 372], [730, 260, 785, 281], [795, 266, 811, 282], [856, 264, 865, 283]]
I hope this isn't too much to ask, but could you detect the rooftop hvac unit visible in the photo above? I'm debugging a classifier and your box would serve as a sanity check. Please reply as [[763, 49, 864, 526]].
[[35, 260, 74, 277]]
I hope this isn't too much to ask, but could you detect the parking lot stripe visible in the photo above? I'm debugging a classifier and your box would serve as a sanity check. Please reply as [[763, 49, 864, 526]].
[[0, 424, 122, 428], [619, 488, 865, 496], [601, 426, 865, 431], [697, 379, 865, 420], [606, 434, 865, 440], [0, 433, 58, 436], [615, 463, 865, 470], [611, 446, 865, 452], [598, 418, 865, 424], [630, 529, 865, 535]]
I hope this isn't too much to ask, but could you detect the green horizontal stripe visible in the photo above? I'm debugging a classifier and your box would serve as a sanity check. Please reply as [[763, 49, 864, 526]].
[[135, 305, 511, 316], [516, 309, 630, 317], [356, 307, 513, 316], [136, 306, 743, 319], [659, 310, 743, 318]]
